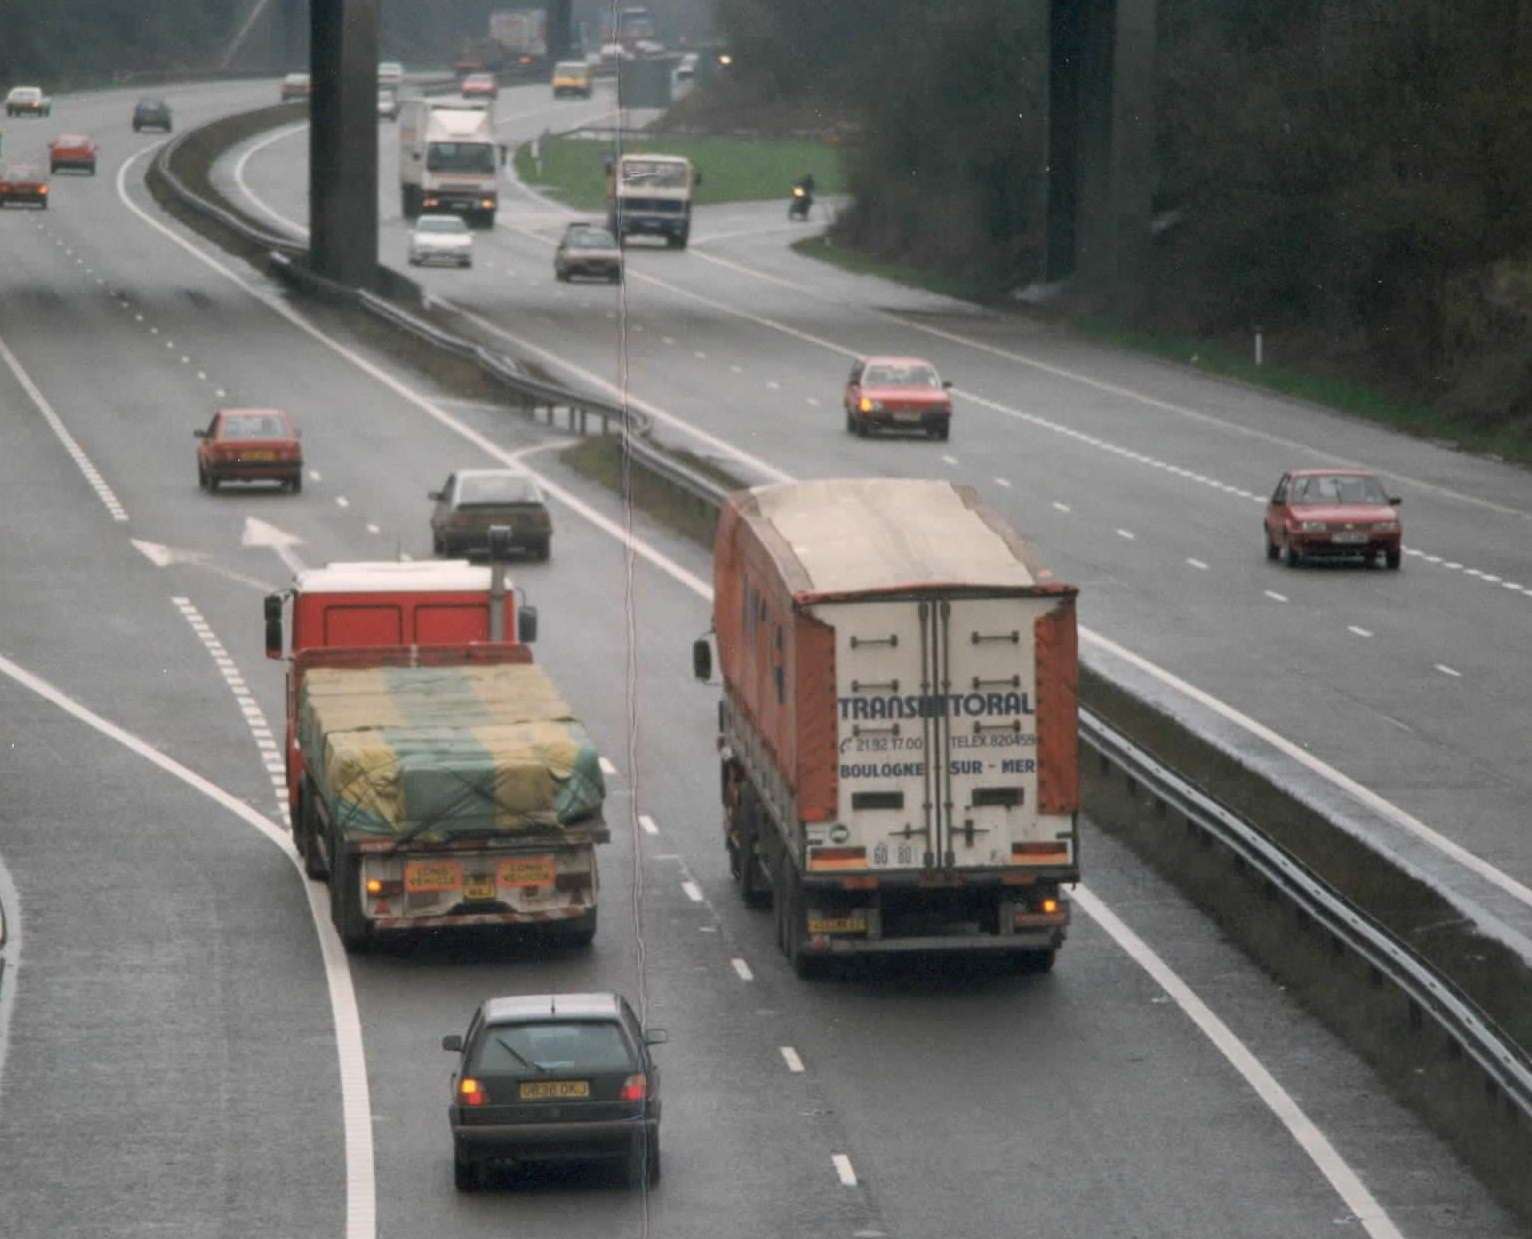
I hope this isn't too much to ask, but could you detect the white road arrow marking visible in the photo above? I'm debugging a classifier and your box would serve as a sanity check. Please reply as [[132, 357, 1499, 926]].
[[132, 538, 277, 591], [241, 517, 307, 575]]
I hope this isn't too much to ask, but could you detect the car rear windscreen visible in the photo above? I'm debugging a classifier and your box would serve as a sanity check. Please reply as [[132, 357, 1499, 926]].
[[474, 1021, 632, 1074], [457, 476, 539, 505]]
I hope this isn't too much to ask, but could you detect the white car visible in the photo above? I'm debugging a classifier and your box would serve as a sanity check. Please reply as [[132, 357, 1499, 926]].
[[378, 89, 399, 121], [408, 214, 473, 268], [5, 86, 52, 117], [378, 60, 405, 88]]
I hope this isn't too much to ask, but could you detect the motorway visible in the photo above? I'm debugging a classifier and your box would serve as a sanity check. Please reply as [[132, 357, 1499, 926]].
[[0, 76, 1523, 1237]]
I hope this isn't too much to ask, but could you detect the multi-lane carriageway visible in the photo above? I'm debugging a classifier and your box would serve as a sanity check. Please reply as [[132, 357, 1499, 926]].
[[0, 76, 1525, 1238]]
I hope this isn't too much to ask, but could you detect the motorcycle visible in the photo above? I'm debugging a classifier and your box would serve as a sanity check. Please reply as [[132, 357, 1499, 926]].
[[788, 184, 813, 220]]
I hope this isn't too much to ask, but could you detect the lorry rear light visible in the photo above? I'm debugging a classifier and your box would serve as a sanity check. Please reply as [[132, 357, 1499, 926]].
[[459, 1077, 486, 1106], [618, 1073, 648, 1102], [1012, 842, 1069, 862], [807, 846, 866, 871], [480, 198, 494, 208], [366, 878, 404, 897]]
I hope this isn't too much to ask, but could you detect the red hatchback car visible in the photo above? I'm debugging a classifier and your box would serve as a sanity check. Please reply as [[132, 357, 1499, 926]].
[[49, 133, 98, 175], [843, 355, 954, 440], [0, 163, 48, 209], [195, 408, 303, 493], [1264, 468, 1401, 569], [461, 72, 499, 100]]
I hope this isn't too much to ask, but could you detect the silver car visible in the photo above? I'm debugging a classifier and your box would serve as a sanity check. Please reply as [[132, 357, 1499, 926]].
[[378, 88, 399, 121], [5, 86, 52, 117], [408, 214, 473, 268]]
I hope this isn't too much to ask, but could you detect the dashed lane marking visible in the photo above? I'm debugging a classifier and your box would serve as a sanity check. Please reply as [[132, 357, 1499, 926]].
[[639, 814, 659, 835], [1052, 501, 1071, 513], [1264, 590, 1288, 603], [365, 523, 380, 535], [832, 1154, 858, 1187], [681, 880, 704, 903], [1187, 558, 1209, 570], [994, 477, 1011, 488], [0, 331, 129, 522], [780, 1046, 805, 1073], [336, 497, 350, 508], [598, 756, 617, 776], [1436, 664, 1462, 678], [1116, 529, 1136, 541], [730, 957, 754, 982], [1348, 626, 1374, 639], [173, 597, 287, 822]]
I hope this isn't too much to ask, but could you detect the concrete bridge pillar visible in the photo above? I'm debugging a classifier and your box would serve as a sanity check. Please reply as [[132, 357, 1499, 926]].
[[548, 0, 574, 61], [1045, 0, 1156, 308], [309, 0, 378, 287]]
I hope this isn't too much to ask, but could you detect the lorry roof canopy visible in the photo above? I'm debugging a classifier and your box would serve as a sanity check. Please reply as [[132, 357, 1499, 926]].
[[739, 478, 1059, 599], [295, 560, 506, 594]]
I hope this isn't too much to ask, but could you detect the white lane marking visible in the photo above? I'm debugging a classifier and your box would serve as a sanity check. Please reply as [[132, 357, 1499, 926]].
[[1116, 529, 1136, 541], [197, 370, 207, 380], [1187, 558, 1208, 570], [335, 496, 350, 509], [694, 351, 707, 360], [767, 380, 780, 390], [1435, 664, 1462, 678], [0, 649, 375, 1239], [598, 756, 618, 776], [1348, 626, 1373, 639], [1264, 590, 1288, 603], [1073, 885, 1401, 1238], [832, 1154, 858, 1187], [638, 814, 659, 835], [1052, 501, 1071, 513], [730, 957, 754, 982], [308, 469, 321, 481], [215, 388, 226, 398], [730, 364, 742, 374], [0, 842, 24, 1103], [662, 336, 676, 345], [365, 523, 380, 535], [681, 880, 704, 903], [181, 355, 190, 364], [0, 330, 129, 522], [941, 454, 958, 466], [112, 147, 1460, 1225], [994, 477, 1011, 488], [241, 516, 308, 575], [779, 1046, 805, 1073], [805, 396, 820, 407]]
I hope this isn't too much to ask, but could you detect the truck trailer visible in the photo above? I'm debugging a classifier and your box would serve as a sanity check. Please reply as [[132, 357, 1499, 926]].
[[268, 561, 608, 952], [397, 98, 499, 226], [694, 479, 1080, 975]]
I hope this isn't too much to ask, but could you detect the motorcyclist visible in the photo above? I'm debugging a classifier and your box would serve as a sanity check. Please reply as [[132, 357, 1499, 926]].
[[789, 172, 815, 220]]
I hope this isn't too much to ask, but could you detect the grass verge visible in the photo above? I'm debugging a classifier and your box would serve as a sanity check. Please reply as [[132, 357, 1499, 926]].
[[516, 133, 847, 212], [792, 238, 1532, 466]]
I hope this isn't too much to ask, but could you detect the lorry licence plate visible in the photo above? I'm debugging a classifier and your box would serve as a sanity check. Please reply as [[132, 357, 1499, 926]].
[[499, 855, 556, 887], [404, 859, 462, 893], [464, 874, 496, 901], [807, 913, 867, 934], [520, 1080, 589, 1100]]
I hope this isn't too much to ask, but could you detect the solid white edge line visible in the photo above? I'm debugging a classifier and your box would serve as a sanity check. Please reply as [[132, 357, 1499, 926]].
[[0, 650, 376, 1239], [0, 330, 130, 522], [0, 847, 23, 1108], [118, 137, 1419, 1233], [832, 1153, 858, 1187], [779, 1045, 805, 1073], [1073, 884, 1400, 1239]]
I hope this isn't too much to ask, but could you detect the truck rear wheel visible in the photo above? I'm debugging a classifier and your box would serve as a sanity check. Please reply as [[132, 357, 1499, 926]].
[[296, 784, 327, 880], [732, 786, 772, 909], [329, 827, 371, 951], [777, 858, 819, 979]]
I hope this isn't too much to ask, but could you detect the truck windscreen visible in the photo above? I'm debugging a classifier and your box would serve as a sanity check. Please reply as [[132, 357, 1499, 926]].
[[620, 160, 687, 188], [427, 143, 495, 173]]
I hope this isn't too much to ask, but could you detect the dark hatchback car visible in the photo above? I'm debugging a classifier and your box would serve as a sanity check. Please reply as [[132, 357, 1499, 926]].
[[430, 469, 552, 560], [443, 992, 666, 1191], [554, 222, 623, 283], [132, 97, 173, 132]]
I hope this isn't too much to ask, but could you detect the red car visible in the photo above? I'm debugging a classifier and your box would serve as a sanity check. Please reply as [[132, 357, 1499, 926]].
[[1264, 468, 1401, 569], [461, 72, 499, 100], [843, 355, 954, 440], [49, 133, 99, 175], [0, 163, 49, 209], [195, 408, 304, 493]]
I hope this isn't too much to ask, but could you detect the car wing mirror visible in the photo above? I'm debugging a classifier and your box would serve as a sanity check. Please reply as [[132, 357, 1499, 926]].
[[441, 1034, 464, 1052], [427, 490, 443, 501], [193, 428, 207, 438], [942, 380, 954, 389], [1388, 496, 1401, 506], [643, 1028, 669, 1046]]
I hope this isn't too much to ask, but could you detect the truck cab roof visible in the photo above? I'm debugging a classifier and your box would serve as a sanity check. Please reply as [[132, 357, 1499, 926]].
[[294, 560, 502, 594]]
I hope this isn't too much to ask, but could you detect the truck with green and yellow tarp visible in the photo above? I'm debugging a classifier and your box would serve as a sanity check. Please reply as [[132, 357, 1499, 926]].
[[293, 648, 608, 950]]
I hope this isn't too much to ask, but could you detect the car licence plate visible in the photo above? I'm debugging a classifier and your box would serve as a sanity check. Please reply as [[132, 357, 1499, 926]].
[[807, 913, 867, 935], [498, 855, 556, 887], [404, 859, 462, 893], [1331, 532, 1367, 544], [520, 1079, 590, 1100], [243, 450, 276, 461], [463, 874, 496, 901], [893, 410, 921, 423]]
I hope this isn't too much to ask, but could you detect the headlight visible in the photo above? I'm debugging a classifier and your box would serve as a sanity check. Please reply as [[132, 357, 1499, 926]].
[[858, 397, 882, 413], [1372, 521, 1399, 533], [1300, 520, 1328, 533]]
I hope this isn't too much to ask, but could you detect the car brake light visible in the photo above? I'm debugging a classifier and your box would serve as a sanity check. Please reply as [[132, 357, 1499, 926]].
[[618, 1073, 648, 1102], [38, 185, 48, 195], [459, 1077, 486, 1106]]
